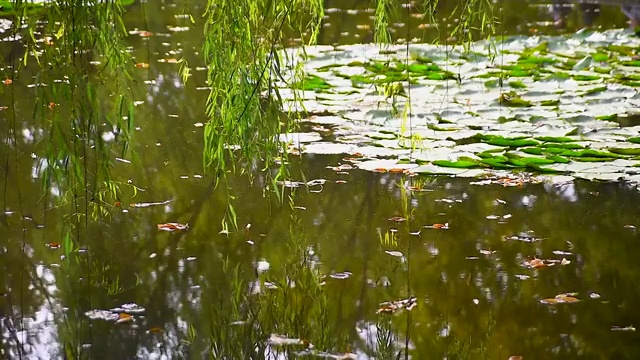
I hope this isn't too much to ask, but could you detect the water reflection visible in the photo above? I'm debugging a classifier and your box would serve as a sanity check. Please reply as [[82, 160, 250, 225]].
[[552, 0, 640, 28], [2, 0, 640, 358]]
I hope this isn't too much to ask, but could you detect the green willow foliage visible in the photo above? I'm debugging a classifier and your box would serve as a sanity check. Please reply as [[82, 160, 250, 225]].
[[14, 0, 135, 215], [6, 2, 134, 356], [200, 0, 495, 176], [202, 0, 324, 175]]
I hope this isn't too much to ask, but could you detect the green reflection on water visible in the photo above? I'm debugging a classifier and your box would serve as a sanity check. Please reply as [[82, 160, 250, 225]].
[[2, 0, 640, 359]]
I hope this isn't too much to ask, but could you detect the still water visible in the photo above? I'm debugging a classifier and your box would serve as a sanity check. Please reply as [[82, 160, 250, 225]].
[[2, 0, 640, 359]]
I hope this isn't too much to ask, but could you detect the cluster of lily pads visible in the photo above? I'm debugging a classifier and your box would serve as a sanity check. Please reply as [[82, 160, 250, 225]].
[[278, 29, 640, 185]]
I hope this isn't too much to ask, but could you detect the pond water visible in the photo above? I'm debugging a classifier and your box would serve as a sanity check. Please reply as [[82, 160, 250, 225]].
[[2, 0, 640, 359]]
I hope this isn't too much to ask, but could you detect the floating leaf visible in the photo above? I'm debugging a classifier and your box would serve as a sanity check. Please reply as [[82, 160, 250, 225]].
[[329, 271, 352, 280], [498, 92, 533, 107], [291, 75, 332, 91], [116, 313, 133, 324], [377, 297, 417, 314], [560, 149, 619, 158], [425, 223, 449, 229], [524, 258, 547, 269], [385, 250, 404, 257], [267, 334, 307, 347], [130, 199, 173, 208], [536, 136, 575, 143], [432, 160, 479, 168], [388, 216, 406, 222], [608, 147, 640, 156], [508, 80, 527, 89], [612, 325, 636, 332], [540, 293, 580, 304], [157, 222, 189, 232]]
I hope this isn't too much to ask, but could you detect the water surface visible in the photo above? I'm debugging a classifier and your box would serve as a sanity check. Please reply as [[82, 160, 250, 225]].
[[2, 0, 640, 359]]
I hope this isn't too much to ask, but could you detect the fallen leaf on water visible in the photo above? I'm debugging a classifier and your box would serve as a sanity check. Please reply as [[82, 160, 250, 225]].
[[612, 325, 635, 332], [147, 326, 163, 334], [504, 235, 543, 243], [540, 293, 580, 304], [508, 356, 523, 360], [329, 271, 352, 280], [267, 333, 307, 347], [138, 31, 153, 37], [116, 313, 133, 324], [46, 242, 61, 249], [157, 222, 189, 232], [135, 63, 150, 68], [385, 250, 404, 257], [425, 223, 449, 229], [552, 250, 572, 256], [388, 216, 406, 222], [523, 257, 559, 269], [377, 296, 417, 314]]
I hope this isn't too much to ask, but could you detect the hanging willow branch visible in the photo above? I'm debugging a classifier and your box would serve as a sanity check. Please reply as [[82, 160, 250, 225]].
[[202, 0, 323, 174], [200, 0, 494, 176]]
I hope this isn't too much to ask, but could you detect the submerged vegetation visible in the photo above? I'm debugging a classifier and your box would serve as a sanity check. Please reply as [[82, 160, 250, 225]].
[[2, 0, 640, 358]]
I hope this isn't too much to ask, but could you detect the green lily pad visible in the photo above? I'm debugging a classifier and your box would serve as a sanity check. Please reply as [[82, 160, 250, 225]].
[[485, 138, 540, 147], [498, 92, 533, 107], [535, 136, 577, 143], [560, 149, 619, 158], [432, 160, 480, 168], [539, 143, 584, 149], [608, 147, 640, 156], [292, 75, 332, 91]]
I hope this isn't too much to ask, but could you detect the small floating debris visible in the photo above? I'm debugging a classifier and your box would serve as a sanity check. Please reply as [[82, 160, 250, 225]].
[[267, 333, 310, 347], [540, 293, 580, 304], [157, 222, 189, 232], [85, 310, 119, 322], [388, 216, 406, 222], [377, 296, 417, 314], [384, 250, 404, 257], [479, 249, 496, 255], [612, 325, 635, 332], [130, 199, 173, 208], [329, 271, 352, 280], [424, 223, 449, 229], [110, 303, 145, 314], [523, 257, 570, 269], [552, 250, 573, 256], [117, 313, 133, 324], [503, 234, 543, 243]]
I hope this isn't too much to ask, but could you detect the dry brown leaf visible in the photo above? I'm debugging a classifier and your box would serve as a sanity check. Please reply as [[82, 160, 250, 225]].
[[157, 222, 189, 232]]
